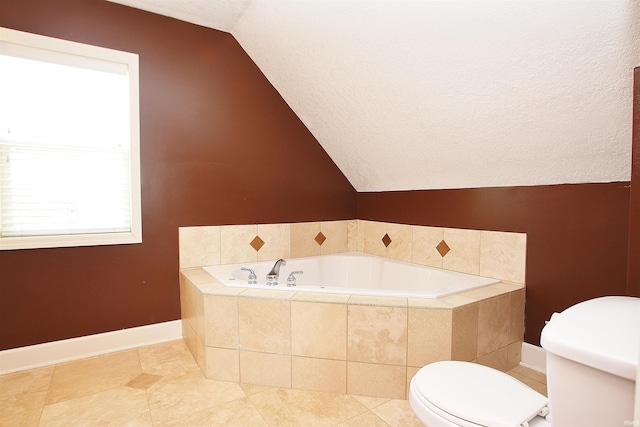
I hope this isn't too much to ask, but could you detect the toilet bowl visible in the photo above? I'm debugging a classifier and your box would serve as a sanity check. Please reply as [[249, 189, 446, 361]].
[[409, 361, 550, 427], [409, 296, 640, 427]]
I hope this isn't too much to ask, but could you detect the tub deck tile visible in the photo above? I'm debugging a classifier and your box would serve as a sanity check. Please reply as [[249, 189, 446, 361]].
[[494, 281, 525, 291], [239, 288, 296, 300], [291, 292, 351, 304], [458, 285, 509, 301], [348, 295, 407, 307], [407, 297, 450, 309], [439, 293, 477, 308]]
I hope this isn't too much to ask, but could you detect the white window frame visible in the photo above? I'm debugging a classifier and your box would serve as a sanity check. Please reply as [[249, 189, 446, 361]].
[[0, 27, 141, 250]]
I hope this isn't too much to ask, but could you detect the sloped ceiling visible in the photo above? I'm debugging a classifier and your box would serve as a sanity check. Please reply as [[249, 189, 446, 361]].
[[108, 0, 640, 192]]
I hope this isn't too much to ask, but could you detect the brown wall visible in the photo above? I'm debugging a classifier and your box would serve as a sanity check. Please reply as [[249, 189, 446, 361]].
[[357, 183, 630, 345], [0, 0, 356, 351]]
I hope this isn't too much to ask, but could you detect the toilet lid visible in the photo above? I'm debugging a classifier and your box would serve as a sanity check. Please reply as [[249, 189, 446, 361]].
[[413, 361, 548, 427]]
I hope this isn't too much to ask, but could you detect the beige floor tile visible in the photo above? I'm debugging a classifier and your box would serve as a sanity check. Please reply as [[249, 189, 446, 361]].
[[336, 411, 392, 426], [507, 367, 548, 396], [508, 364, 547, 384], [157, 396, 269, 426], [239, 383, 272, 396], [372, 399, 424, 427], [474, 347, 509, 372], [0, 408, 43, 427], [146, 376, 246, 425], [351, 395, 391, 409], [138, 339, 201, 379], [39, 386, 152, 427], [45, 350, 141, 405], [0, 338, 462, 427], [0, 366, 53, 419], [249, 387, 368, 426], [126, 373, 163, 390]]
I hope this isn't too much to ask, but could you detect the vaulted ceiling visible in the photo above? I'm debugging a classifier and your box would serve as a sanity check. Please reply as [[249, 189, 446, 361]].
[[107, 0, 640, 192]]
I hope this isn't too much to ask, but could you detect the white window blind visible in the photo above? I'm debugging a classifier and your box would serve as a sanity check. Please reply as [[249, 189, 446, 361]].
[[0, 27, 141, 250]]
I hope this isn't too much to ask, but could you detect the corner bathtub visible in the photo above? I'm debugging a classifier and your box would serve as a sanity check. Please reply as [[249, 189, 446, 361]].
[[203, 252, 499, 298]]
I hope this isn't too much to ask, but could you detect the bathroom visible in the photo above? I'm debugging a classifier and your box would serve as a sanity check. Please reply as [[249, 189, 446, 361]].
[[0, 0, 639, 424]]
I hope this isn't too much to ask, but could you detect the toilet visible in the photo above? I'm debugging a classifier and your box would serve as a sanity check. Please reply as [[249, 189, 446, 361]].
[[409, 296, 639, 427]]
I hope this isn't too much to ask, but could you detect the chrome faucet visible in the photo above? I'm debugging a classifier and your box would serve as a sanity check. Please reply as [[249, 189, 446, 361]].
[[241, 267, 257, 284], [266, 259, 286, 286], [287, 271, 303, 287]]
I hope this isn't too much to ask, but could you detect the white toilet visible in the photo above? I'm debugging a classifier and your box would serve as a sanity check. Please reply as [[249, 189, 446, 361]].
[[409, 296, 639, 427]]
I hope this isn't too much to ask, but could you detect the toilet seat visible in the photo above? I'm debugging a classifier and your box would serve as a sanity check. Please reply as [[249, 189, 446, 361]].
[[411, 361, 549, 427]]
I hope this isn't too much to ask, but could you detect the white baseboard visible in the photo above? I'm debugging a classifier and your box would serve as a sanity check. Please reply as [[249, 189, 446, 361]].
[[0, 320, 182, 375], [520, 342, 546, 374]]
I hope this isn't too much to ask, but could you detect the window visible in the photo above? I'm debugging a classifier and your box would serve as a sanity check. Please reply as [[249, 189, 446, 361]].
[[0, 27, 141, 250]]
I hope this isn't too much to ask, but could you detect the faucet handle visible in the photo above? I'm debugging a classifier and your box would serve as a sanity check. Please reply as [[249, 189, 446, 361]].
[[241, 267, 257, 284], [287, 271, 303, 287]]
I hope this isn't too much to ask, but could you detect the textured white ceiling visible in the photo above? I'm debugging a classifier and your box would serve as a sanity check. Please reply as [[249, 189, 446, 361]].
[[108, 0, 640, 192]]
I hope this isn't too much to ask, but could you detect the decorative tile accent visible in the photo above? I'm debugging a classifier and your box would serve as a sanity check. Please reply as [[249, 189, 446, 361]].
[[381, 233, 392, 248], [315, 232, 327, 246], [436, 240, 450, 257], [250, 236, 265, 252]]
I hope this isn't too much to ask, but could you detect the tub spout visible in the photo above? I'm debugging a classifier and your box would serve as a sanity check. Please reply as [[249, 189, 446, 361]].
[[266, 259, 286, 286]]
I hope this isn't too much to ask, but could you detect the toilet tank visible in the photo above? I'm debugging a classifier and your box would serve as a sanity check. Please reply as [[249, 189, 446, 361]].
[[541, 296, 640, 427]]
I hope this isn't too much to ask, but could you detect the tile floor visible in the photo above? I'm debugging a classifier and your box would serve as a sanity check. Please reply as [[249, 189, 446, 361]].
[[0, 340, 547, 426]]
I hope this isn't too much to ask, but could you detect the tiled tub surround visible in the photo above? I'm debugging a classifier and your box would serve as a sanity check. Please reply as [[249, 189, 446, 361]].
[[179, 220, 526, 399], [179, 220, 527, 284]]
